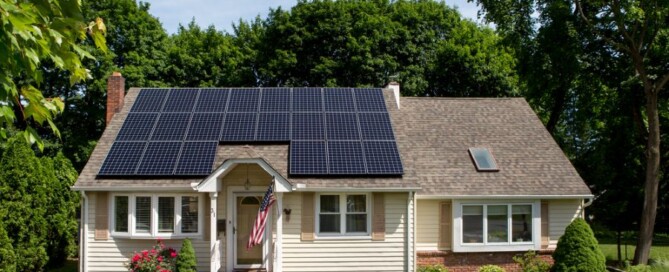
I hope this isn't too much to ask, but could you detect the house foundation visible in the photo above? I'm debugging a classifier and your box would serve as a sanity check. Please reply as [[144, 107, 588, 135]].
[[416, 250, 554, 272]]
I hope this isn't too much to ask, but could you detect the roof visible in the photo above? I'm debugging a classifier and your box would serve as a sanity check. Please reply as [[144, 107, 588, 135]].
[[73, 87, 592, 197]]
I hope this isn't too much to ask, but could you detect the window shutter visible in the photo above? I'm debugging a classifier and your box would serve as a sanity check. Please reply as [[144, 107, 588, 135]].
[[301, 192, 315, 241], [541, 201, 549, 248], [204, 194, 210, 240], [438, 201, 452, 249], [372, 193, 385, 241], [95, 192, 109, 240]]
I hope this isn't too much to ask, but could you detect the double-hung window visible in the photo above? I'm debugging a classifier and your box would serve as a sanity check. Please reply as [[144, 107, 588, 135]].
[[317, 194, 370, 236], [455, 201, 539, 252], [112, 194, 202, 238]]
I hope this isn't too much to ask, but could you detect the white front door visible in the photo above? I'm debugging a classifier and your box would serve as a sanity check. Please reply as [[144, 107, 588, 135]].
[[233, 194, 269, 270]]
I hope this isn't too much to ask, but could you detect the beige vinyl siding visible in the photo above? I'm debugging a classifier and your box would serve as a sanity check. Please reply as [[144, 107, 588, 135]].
[[85, 192, 210, 271], [416, 199, 440, 251], [282, 192, 408, 272], [547, 199, 583, 248]]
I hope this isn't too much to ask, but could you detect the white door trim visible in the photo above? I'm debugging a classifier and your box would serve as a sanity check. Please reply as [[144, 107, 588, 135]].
[[226, 186, 272, 271]]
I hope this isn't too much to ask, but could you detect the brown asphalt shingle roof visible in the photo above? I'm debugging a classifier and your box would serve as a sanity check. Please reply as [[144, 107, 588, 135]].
[[73, 87, 592, 196]]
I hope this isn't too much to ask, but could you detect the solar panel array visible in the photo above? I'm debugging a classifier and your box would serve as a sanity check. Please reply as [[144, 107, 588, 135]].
[[98, 88, 403, 177]]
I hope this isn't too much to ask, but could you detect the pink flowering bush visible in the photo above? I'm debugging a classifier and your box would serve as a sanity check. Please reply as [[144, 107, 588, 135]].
[[128, 239, 178, 272]]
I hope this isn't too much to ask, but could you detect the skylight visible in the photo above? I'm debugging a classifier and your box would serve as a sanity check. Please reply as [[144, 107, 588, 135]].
[[469, 148, 499, 172]]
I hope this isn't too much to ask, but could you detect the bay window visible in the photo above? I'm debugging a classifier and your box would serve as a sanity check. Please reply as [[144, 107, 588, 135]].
[[112, 194, 201, 238], [455, 201, 539, 252], [317, 193, 370, 236]]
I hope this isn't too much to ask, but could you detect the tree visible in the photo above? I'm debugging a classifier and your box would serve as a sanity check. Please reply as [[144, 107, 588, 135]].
[[0, 0, 106, 150], [552, 218, 606, 272], [176, 239, 197, 272]]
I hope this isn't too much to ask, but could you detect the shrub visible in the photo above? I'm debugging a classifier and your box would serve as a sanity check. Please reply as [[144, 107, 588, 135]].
[[176, 239, 197, 272], [128, 240, 177, 272], [479, 264, 506, 272], [513, 251, 551, 272], [552, 218, 606, 272], [418, 264, 449, 272], [625, 264, 652, 272]]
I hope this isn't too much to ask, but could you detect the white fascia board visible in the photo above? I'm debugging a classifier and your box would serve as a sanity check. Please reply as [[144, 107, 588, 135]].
[[292, 186, 420, 192], [195, 158, 292, 193], [415, 194, 594, 200], [71, 186, 193, 192]]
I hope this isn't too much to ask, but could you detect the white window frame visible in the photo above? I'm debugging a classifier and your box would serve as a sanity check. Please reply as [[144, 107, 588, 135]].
[[110, 193, 203, 239], [453, 199, 541, 252], [315, 193, 371, 238]]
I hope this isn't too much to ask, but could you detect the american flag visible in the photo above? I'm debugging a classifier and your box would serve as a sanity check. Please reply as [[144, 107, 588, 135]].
[[247, 183, 276, 249]]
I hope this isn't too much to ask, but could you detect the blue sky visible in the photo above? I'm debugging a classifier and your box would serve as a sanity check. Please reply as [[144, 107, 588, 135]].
[[141, 0, 486, 34]]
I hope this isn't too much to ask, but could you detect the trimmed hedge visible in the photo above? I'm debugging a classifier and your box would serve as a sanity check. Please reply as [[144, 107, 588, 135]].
[[176, 239, 197, 272], [552, 218, 606, 272]]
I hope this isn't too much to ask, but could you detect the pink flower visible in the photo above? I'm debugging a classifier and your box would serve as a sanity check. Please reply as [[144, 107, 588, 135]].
[[142, 250, 149, 256], [170, 251, 177, 258], [158, 256, 163, 262], [132, 254, 141, 262]]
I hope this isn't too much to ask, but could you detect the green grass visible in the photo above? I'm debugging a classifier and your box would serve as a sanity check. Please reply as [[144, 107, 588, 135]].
[[598, 243, 669, 272]]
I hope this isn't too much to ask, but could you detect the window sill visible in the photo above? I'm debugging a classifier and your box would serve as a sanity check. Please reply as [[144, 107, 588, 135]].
[[111, 233, 202, 240], [314, 235, 372, 240], [453, 243, 538, 253]]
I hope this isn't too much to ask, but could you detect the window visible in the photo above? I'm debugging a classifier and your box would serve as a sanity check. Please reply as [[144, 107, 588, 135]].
[[112, 194, 202, 238], [469, 148, 499, 171], [317, 194, 369, 236], [455, 202, 538, 252]]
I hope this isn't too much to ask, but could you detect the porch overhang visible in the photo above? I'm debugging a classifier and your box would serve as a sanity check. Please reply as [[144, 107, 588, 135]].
[[194, 158, 292, 193]]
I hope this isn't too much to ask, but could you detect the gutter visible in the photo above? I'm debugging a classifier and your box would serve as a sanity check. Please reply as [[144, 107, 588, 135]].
[[72, 186, 193, 192], [79, 191, 88, 272], [415, 194, 595, 200], [292, 186, 421, 192]]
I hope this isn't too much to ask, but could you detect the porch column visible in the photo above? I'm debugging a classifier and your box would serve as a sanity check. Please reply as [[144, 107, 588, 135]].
[[210, 192, 218, 272], [275, 192, 283, 272]]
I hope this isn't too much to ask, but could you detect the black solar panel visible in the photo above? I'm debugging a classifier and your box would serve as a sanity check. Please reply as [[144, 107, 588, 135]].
[[195, 89, 228, 112], [363, 141, 403, 174], [186, 113, 225, 141], [98, 142, 147, 175], [228, 88, 260, 112], [136, 141, 182, 175], [324, 88, 355, 112], [150, 113, 191, 141], [131, 89, 168, 112], [358, 113, 394, 140], [354, 88, 387, 112], [221, 113, 257, 141], [293, 88, 322, 112], [257, 112, 290, 141], [260, 88, 291, 111], [175, 142, 217, 175], [116, 113, 158, 141], [292, 113, 324, 140], [163, 89, 199, 112], [327, 141, 366, 174], [326, 113, 360, 140], [289, 141, 327, 175]]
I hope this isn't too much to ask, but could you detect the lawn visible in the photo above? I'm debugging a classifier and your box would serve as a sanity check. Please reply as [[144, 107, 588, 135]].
[[598, 243, 669, 272]]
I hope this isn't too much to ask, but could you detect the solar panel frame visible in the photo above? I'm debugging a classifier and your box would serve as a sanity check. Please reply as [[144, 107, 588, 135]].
[[227, 88, 260, 112], [163, 89, 199, 112], [150, 113, 191, 141], [186, 113, 225, 141], [325, 113, 360, 140], [358, 112, 394, 140], [98, 141, 147, 175], [136, 141, 183, 175], [257, 112, 291, 141], [131, 89, 169, 112], [327, 141, 366, 174], [260, 88, 291, 112], [289, 141, 328, 175], [354, 88, 387, 112], [194, 88, 229, 112], [175, 141, 218, 175], [292, 88, 323, 112], [363, 141, 404, 174], [324, 88, 355, 112], [220, 112, 258, 142], [292, 112, 325, 140], [116, 113, 159, 141]]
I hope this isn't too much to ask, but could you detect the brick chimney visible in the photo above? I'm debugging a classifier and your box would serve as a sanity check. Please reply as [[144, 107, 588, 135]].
[[106, 72, 125, 125]]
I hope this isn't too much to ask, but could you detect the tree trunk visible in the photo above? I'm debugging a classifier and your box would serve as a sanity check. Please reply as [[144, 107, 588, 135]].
[[633, 88, 660, 265]]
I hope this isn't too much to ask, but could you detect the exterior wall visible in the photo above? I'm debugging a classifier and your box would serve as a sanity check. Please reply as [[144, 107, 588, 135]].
[[416, 199, 441, 251], [281, 192, 409, 272], [84, 192, 210, 271], [547, 199, 583, 248], [417, 250, 554, 272]]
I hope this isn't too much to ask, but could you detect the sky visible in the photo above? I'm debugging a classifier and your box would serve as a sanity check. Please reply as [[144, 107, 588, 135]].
[[141, 0, 486, 35]]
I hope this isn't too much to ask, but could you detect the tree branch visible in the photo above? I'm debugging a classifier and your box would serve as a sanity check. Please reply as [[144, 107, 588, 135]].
[[575, 0, 631, 53], [656, 72, 669, 93]]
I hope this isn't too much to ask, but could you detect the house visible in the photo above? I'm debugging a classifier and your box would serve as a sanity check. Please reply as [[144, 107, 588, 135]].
[[72, 72, 593, 272]]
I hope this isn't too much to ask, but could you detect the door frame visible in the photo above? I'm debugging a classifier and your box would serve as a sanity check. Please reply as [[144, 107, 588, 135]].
[[226, 186, 272, 271]]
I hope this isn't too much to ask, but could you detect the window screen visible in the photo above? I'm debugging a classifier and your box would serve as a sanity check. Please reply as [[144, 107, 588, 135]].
[[181, 196, 199, 233], [135, 196, 152, 233], [114, 196, 129, 232], [158, 197, 175, 233]]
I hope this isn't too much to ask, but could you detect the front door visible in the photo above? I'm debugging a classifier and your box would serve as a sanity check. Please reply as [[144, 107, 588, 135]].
[[234, 194, 265, 269]]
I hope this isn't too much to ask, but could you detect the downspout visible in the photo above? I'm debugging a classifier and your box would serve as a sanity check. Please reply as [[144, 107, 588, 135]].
[[412, 191, 417, 272], [405, 191, 414, 272], [581, 197, 594, 218], [79, 191, 88, 272]]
